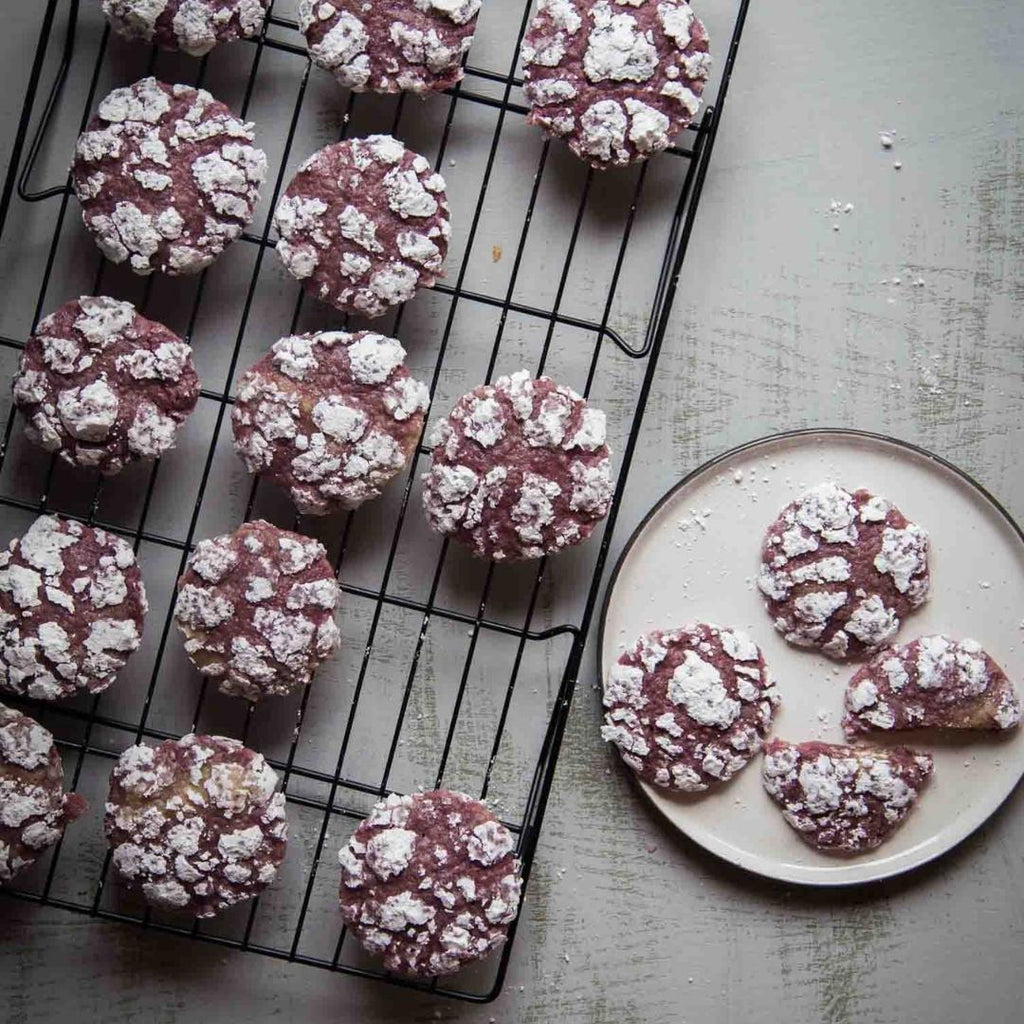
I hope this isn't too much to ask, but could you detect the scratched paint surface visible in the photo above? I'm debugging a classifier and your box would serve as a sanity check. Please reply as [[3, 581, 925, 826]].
[[0, 1, 1021, 1023]]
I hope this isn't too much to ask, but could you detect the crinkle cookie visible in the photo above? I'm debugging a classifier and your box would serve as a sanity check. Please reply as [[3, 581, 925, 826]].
[[273, 135, 450, 317], [601, 624, 779, 792], [522, 0, 711, 168], [72, 77, 267, 275], [0, 704, 87, 883], [298, 0, 481, 95], [231, 331, 430, 515], [422, 371, 614, 561], [105, 733, 287, 916], [12, 296, 200, 475], [0, 516, 147, 701], [762, 740, 933, 855], [338, 790, 522, 977], [843, 635, 1021, 735], [757, 483, 930, 661], [174, 520, 340, 700], [102, 0, 269, 56]]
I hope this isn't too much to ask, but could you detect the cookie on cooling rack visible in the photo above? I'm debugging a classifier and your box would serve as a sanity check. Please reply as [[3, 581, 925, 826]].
[[173, 520, 340, 700], [757, 482, 930, 661], [273, 135, 450, 317], [102, 0, 270, 56], [522, 0, 712, 169], [1, 704, 86, 883], [601, 624, 779, 792], [0, 515, 147, 701], [232, 331, 430, 515], [338, 790, 522, 977], [105, 733, 287, 916], [72, 77, 267, 276], [421, 371, 614, 561], [12, 296, 200, 475], [298, 0, 481, 95]]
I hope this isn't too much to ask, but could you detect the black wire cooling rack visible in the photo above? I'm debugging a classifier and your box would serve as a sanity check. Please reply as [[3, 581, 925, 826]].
[[0, 0, 751, 1003]]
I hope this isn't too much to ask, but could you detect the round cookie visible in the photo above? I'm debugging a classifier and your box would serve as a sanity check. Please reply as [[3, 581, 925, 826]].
[[105, 733, 287, 916], [1, 704, 86, 883], [72, 77, 267, 276], [522, 0, 712, 169], [601, 624, 779, 792], [757, 483, 930, 661], [12, 296, 200, 475], [0, 515, 148, 701], [421, 370, 614, 561], [338, 790, 523, 977], [273, 135, 450, 317], [231, 331, 430, 515], [173, 520, 340, 701], [298, 0, 481, 95], [103, 0, 269, 56]]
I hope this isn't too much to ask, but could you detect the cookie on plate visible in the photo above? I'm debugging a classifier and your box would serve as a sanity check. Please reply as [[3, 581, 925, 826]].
[[72, 77, 267, 275], [231, 331, 430, 515], [102, 0, 269, 56], [174, 520, 340, 700], [522, 0, 712, 168], [601, 624, 778, 792], [1, 704, 86, 883], [298, 0, 481, 95], [843, 635, 1021, 735], [273, 135, 449, 317], [0, 515, 147, 701], [422, 371, 614, 561], [762, 739, 933, 855], [338, 790, 522, 977], [12, 296, 200, 475], [757, 482, 930, 661]]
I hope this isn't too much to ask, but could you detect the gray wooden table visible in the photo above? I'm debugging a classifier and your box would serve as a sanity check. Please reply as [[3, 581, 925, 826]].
[[1, 1, 1022, 1022]]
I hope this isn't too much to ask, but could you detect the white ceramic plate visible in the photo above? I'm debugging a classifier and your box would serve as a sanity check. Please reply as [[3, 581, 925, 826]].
[[600, 429, 1024, 885]]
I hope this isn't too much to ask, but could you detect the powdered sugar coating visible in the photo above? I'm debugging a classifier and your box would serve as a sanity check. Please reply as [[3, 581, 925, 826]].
[[843, 635, 1021, 735], [0, 516, 147, 701], [0, 704, 86, 882], [103, 0, 269, 56], [231, 331, 430, 515], [298, 0, 481, 95], [72, 78, 267, 276], [338, 790, 522, 977], [174, 520, 340, 700], [762, 739, 933, 855], [12, 296, 199, 475], [522, 0, 711, 169], [273, 136, 449, 317], [758, 483, 930, 661], [422, 371, 614, 561], [601, 624, 779, 792], [105, 733, 286, 916]]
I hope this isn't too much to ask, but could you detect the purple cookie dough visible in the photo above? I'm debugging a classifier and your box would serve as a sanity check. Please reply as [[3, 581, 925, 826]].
[[72, 77, 267, 276], [0, 515, 148, 701], [522, 0, 711, 168], [298, 0, 481, 94], [105, 733, 287, 916], [762, 739, 933, 855], [601, 624, 779, 792], [0, 704, 87, 883], [174, 520, 340, 701], [422, 371, 614, 561], [273, 135, 450, 317], [338, 790, 522, 978], [757, 483, 930, 661], [12, 296, 200, 475], [103, 0, 269, 56], [231, 331, 430, 516]]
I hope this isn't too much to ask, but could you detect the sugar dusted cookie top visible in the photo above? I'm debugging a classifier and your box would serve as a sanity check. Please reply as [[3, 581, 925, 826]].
[[102, 0, 269, 56]]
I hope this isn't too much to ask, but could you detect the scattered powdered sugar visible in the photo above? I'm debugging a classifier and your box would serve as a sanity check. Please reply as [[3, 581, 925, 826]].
[[103, 0, 269, 56]]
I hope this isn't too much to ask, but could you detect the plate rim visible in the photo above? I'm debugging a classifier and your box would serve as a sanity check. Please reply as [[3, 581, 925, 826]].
[[597, 426, 1024, 887]]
